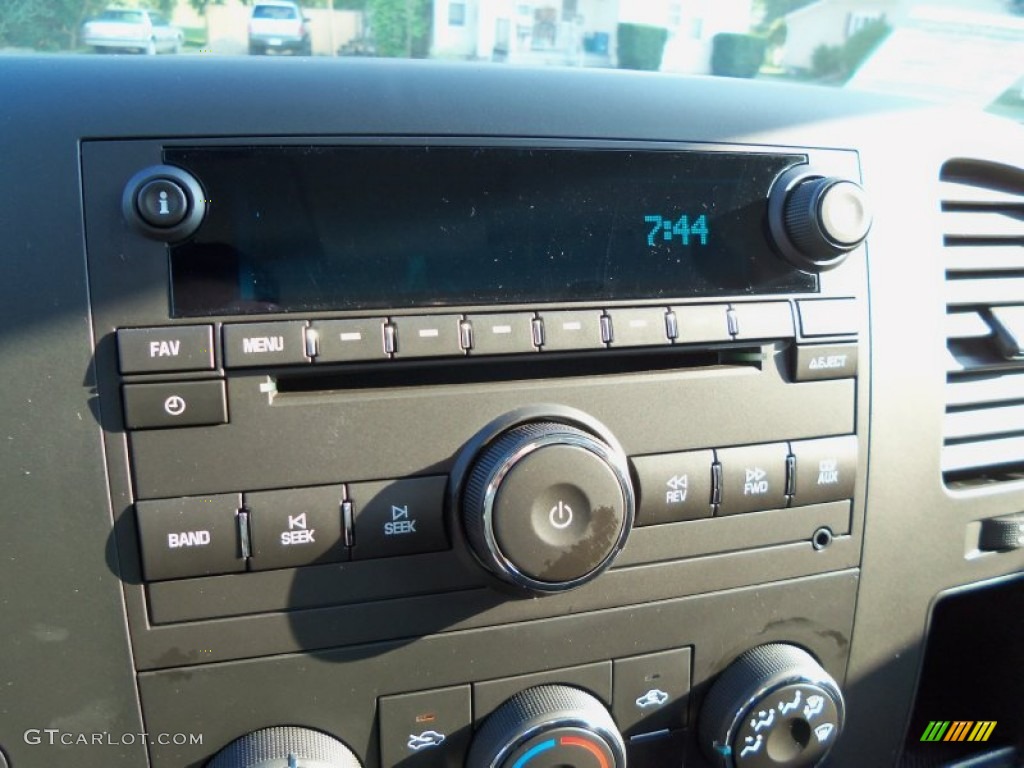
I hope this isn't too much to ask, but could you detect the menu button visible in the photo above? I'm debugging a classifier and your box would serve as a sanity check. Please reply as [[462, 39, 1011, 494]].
[[223, 321, 310, 368]]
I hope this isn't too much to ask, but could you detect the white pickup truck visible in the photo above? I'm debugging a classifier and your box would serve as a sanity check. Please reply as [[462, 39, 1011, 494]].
[[248, 0, 312, 56]]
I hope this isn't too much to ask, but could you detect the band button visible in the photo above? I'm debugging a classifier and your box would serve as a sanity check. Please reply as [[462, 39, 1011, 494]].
[[135, 494, 244, 581]]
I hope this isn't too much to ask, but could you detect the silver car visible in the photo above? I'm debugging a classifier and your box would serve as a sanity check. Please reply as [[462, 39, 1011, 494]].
[[81, 8, 183, 55]]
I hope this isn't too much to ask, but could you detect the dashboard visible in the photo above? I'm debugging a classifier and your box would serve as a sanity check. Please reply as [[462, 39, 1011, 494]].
[[0, 56, 1022, 768]]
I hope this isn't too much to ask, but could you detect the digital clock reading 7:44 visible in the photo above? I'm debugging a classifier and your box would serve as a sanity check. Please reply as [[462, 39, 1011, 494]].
[[644, 214, 710, 247]]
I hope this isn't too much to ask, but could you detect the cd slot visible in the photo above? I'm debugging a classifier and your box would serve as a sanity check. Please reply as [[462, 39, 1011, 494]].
[[273, 346, 763, 394]]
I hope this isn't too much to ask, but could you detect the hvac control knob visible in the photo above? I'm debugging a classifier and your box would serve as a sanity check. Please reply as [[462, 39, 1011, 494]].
[[469, 685, 627, 768], [699, 644, 845, 768], [769, 170, 872, 272], [461, 421, 634, 595], [206, 726, 361, 768]]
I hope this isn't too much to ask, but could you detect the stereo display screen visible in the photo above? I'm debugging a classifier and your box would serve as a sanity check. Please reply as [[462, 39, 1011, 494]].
[[166, 146, 816, 316]]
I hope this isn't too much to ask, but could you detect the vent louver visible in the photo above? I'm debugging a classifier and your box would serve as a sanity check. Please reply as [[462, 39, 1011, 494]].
[[942, 158, 1024, 486]]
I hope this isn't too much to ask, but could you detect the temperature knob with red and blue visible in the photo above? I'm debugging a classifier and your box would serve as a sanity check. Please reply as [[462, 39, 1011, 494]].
[[468, 685, 626, 768]]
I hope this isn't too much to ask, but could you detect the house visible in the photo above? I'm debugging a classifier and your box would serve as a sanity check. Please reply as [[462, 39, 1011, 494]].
[[781, 0, 900, 71], [431, 0, 753, 73]]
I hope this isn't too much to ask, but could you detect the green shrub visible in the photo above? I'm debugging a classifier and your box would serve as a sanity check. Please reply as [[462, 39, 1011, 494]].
[[811, 43, 843, 77], [841, 18, 891, 73], [812, 19, 891, 79], [181, 27, 207, 47], [616, 23, 668, 71], [710, 33, 767, 78]]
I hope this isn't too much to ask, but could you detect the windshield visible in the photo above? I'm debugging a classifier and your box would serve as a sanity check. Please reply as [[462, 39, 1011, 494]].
[[95, 9, 146, 23], [3, 0, 1022, 117]]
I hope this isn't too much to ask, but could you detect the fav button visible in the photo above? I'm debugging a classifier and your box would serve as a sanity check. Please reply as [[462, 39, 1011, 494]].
[[244, 485, 348, 570], [135, 494, 244, 581], [117, 325, 215, 374], [122, 379, 227, 430], [716, 443, 789, 515], [349, 476, 449, 560]]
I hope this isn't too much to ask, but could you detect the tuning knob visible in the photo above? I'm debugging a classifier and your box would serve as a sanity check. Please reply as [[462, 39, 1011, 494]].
[[461, 420, 634, 595], [206, 726, 361, 768], [699, 644, 845, 768], [769, 170, 871, 272], [469, 685, 627, 768]]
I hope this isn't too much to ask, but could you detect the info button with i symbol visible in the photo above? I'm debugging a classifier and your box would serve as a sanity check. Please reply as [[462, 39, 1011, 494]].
[[136, 178, 189, 228]]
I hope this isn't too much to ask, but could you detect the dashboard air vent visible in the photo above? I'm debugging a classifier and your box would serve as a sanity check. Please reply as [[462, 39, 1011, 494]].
[[941, 158, 1024, 486]]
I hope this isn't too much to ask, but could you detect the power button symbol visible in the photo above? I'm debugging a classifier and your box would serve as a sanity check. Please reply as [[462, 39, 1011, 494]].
[[549, 500, 573, 530], [164, 395, 187, 416]]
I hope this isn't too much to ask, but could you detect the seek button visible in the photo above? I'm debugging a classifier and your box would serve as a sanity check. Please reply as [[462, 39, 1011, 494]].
[[244, 485, 347, 570], [349, 476, 449, 560]]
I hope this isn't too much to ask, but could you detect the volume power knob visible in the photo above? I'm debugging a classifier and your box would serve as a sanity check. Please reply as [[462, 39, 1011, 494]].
[[462, 421, 634, 595], [769, 171, 872, 272]]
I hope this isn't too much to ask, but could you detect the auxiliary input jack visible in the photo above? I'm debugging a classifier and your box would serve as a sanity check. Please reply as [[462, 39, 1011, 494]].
[[812, 527, 834, 551]]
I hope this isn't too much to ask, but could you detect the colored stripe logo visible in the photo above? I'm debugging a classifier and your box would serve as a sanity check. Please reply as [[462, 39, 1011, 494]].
[[920, 721, 996, 742]]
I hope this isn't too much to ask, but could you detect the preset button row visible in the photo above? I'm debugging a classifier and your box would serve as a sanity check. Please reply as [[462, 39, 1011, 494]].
[[215, 302, 810, 367], [631, 435, 858, 525], [115, 300, 857, 373], [135, 476, 448, 581]]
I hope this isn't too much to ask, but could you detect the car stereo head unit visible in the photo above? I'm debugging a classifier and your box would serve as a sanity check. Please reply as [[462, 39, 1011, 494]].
[[82, 135, 869, 767]]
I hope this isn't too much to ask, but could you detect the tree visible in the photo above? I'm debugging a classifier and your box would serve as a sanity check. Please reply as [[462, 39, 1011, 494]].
[[755, 0, 816, 31], [367, 0, 427, 57], [0, 0, 106, 50]]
